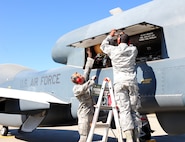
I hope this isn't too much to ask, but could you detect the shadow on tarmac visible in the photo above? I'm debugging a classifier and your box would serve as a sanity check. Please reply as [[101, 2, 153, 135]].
[[8, 128, 185, 142], [10, 128, 117, 142]]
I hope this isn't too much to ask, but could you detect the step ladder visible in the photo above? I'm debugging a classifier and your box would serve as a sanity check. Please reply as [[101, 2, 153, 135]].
[[86, 77, 123, 142]]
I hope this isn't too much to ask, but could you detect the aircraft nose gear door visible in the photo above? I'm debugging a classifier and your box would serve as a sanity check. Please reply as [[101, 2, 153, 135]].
[[19, 110, 46, 133]]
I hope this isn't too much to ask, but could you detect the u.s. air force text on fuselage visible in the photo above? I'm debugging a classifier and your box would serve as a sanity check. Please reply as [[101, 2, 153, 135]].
[[20, 73, 61, 88]]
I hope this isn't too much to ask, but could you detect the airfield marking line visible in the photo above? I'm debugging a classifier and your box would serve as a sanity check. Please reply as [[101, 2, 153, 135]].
[[0, 135, 15, 138]]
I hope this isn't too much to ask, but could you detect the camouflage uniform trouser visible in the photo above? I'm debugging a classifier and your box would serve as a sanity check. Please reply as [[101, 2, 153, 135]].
[[78, 111, 94, 142], [114, 83, 141, 132]]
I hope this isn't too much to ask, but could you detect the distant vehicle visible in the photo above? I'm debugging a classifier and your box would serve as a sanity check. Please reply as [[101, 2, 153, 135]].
[[0, 0, 185, 141]]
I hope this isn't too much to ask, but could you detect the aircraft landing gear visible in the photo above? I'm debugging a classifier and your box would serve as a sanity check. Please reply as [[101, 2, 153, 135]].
[[1, 126, 9, 136]]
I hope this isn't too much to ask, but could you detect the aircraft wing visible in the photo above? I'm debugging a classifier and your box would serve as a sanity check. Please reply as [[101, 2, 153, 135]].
[[0, 87, 70, 133], [0, 87, 68, 111]]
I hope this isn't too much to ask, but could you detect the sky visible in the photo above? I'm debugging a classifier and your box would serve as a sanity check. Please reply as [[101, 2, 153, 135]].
[[0, 0, 152, 71]]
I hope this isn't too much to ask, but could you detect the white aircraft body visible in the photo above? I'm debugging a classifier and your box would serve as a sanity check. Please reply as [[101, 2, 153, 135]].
[[0, 0, 185, 141]]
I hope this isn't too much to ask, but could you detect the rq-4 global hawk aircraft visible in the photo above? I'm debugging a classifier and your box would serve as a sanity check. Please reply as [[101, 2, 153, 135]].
[[0, 0, 185, 141]]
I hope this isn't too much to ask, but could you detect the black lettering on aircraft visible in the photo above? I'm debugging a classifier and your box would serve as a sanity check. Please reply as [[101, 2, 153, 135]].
[[30, 77, 38, 86], [20, 79, 28, 87], [40, 73, 61, 85], [20, 74, 61, 88]]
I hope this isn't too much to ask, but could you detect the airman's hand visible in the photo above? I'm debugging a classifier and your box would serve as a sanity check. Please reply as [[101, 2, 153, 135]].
[[86, 47, 92, 58], [91, 75, 96, 80], [110, 29, 116, 37]]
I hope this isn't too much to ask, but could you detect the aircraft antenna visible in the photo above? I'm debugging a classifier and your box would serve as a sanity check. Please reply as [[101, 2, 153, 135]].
[[109, 7, 123, 15]]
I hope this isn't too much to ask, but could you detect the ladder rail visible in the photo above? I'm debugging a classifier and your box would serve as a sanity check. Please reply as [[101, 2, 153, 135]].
[[108, 80, 123, 142], [102, 110, 113, 142], [106, 78, 123, 142], [86, 80, 107, 142], [86, 77, 123, 142]]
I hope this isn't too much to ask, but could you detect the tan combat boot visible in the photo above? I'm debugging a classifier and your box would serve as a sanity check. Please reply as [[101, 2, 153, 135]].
[[133, 128, 140, 142], [124, 129, 134, 142]]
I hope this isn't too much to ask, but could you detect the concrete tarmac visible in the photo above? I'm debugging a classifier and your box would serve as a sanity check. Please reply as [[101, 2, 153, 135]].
[[0, 114, 185, 142]]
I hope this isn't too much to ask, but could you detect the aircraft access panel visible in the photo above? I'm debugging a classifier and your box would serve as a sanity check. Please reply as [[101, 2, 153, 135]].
[[82, 22, 167, 68]]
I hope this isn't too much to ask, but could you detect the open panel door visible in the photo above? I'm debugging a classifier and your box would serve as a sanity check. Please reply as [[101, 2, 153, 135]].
[[68, 22, 161, 48], [68, 22, 166, 68]]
